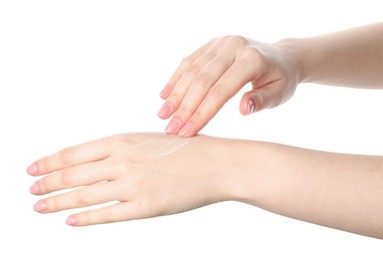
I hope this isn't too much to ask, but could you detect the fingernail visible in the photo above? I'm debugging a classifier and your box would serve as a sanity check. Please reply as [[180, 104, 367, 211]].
[[159, 88, 170, 98], [33, 200, 47, 213], [27, 163, 38, 175], [179, 122, 193, 137], [30, 182, 40, 195], [165, 118, 181, 134], [247, 100, 255, 115], [158, 103, 172, 118], [66, 216, 77, 226]]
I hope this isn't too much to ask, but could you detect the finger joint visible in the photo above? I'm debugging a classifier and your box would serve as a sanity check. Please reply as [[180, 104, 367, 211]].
[[59, 148, 74, 166]]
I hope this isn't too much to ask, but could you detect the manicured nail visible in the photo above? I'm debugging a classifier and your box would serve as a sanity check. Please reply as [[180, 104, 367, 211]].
[[27, 163, 38, 175], [247, 100, 255, 115], [66, 216, 77, 226], [30, 182, 40, 195], [33, 200, 47, 213], [158, 103, 172, 118], [179, 122, 193, 137], [165, 118, 181, 134]]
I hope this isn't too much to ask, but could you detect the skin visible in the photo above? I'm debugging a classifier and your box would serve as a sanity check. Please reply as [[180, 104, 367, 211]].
[[158, 22, 383, 137], [28, 133, 383, 239], [28, 134, 231, 225], [29, 23, 383, 238]]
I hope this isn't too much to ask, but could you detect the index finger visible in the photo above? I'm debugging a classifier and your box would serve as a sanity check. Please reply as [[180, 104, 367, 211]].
[[27, 136, 113, 176], [178, 59, 256, 137], [160, 39, 216, 99]]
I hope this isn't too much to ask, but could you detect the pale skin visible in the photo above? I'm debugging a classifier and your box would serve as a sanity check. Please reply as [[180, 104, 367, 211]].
[[28, 133, 383, 239], [158, 22, 383, 136], [29, 23, 383, 238]]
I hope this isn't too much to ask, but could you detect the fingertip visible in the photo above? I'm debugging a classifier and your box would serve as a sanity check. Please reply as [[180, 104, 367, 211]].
[[178, 122, 194, 137], [30, 182, 40, 195], [165, 118, 181, 134], [247, 100, 255, 115], [159, 84, 172, 99], [241, 91, 267, 115], [33, 200, 47, 213], [239, 93, 251, 115], [157, 103, 173, 119], [66, 215, 78, 226], [159, 88, 169, 99], [27, 163, 39, 176]]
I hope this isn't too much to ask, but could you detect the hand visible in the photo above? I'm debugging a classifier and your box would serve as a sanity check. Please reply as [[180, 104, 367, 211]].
[[158, 36, 300, 137], [27, 133, 238, 226]]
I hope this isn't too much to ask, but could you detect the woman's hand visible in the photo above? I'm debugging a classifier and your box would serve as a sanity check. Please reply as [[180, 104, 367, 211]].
[[27, 132, 383, 237], [158, 36, 300, 137], [27, 133, 240, 226]]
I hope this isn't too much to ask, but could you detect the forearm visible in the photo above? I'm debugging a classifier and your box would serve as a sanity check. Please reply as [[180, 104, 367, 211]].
[[28, 132, 383, 237], [230, 139, 383, 238], [277, 22, 383, 88]]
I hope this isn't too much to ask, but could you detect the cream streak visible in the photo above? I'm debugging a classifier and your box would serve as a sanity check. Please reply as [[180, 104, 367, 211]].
[[132, 135, 191, 158], [155, 137, 190, 157]]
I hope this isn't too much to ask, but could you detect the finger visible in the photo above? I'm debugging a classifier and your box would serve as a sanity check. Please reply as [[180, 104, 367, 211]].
[[158, 50, 217, 122], [33, 181, 126, 214], [66, 197, 164, 226], [30, 160, 115, 195], [169, 55, 235, 134], [240, 80, 286, 115], [27, 136, 113, 176], [159, 39, 215, 99], [66, 202, 134, 226], [178, 59, 258, 137]]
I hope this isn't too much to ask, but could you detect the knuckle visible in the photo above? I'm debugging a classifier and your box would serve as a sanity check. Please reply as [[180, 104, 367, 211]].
[[100, 210, 119, 224], [38, 177, 50, 193], [59, 148, 74, 166], [186, 63, 202, 77], [191, 109, 206, 123], [194, 73, 212, 88], [180, 56, 192, 67], [47, 197, 59, 212], [60, 170, 75, 187], [76, 189, 92, 206], [37, 158, 49, 173], [226, 35, 248, 47], [166, 92, 181, 106], [253, 94, 269, 110], [176, 105, 193, 118], [240, 47, 262, 61], [238, 49, 266, 78]]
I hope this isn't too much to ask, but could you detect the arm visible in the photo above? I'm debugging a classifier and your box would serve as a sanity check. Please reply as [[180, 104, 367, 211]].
[[28, 133, 383, 239], [279, 22, 383, 88], [158, 22, 383, 137]]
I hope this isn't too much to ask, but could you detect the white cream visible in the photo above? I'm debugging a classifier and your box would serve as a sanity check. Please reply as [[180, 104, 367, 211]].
[[132, 135, 190, 158], [155, 136, 190, 157], [133, 138, 154, 148]]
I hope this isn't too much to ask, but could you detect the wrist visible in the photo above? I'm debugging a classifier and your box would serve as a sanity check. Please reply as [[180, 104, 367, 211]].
[[212, 138, 268, 204], [274, 37, 309, 84]]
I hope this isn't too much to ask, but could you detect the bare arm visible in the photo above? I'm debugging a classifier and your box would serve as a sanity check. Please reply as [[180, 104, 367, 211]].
[[28, 133, 383, 239], [279, 22, 383, 88], [158, 22, 383, 137], [237, 140, 383, 239]]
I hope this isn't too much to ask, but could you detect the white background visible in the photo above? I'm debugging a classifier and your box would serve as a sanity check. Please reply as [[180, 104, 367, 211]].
[[1, 0, 382, 259]]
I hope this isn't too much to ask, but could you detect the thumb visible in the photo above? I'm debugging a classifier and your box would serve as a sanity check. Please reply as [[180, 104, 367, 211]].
[[239, 84, 283, 115]]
